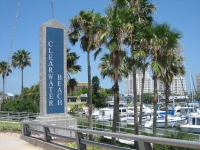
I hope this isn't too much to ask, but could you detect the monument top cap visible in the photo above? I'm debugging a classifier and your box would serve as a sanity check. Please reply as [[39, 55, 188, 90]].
[[40, 19, 66, 29]]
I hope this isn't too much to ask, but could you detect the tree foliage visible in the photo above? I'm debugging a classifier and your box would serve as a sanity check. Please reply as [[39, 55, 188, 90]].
[[1, 98, 38, 113], [67, 48, 82, 94], [92, 76, 107, 108], [11, 49, 31, 98], [0, 61, 12, 102]]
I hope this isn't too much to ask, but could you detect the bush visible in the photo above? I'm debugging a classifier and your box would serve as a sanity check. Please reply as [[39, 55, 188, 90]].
[[1, 98, 39, 113], [0, 122, 21, 131]]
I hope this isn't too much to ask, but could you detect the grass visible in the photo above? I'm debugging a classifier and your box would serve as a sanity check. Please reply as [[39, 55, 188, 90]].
[[0, 121, 21, 131]]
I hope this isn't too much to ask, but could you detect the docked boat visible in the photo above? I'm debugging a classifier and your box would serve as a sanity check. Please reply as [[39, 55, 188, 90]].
[[126, 116, 149, 126], [96, 107, 130, 121], [180, 114, 200, 133], [144, 115, 188, 128]]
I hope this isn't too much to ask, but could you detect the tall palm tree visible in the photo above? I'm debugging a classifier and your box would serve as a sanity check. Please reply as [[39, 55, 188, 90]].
[[68, 10, 104, 140], [0, 61, 12, 103], [98, 51, 130, 144], [67, 48, 82, 94], [96, 3, 131, 144], [11, 49, 31, 99], [159, 44, 185, 128], [112, 1, 155, 144], [147, 23, 182, 136]]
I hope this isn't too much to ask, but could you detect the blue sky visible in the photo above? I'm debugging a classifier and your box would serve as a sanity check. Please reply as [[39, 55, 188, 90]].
[[0, 0, 199, 95]]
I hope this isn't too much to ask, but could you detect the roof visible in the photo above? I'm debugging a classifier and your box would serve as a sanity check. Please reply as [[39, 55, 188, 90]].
[[6, 93, 14, 97]]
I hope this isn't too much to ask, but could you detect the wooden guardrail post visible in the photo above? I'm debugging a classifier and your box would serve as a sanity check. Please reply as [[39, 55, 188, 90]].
[[44, 126, 51, 142], [75, 131, 86, 150]]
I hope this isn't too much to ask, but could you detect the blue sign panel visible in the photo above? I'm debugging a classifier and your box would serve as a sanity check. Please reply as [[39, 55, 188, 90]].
[[46, 27, 64, 114]]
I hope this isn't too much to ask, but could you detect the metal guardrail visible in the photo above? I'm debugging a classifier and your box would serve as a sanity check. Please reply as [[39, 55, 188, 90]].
[[75, 115, 200, 141], [0, 111, 39, 121], [22, 121, 200, 150], [0, 111, 39, 132]]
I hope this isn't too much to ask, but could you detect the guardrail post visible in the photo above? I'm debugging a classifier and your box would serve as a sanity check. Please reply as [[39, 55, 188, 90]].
[[138, 140, 152, 150], [44, 126, 51, 142], [23, 123, 31, 136], [75, 131, 86, 150]]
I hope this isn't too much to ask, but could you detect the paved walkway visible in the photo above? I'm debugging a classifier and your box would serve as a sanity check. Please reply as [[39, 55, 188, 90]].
[[0, 132, 44, 150]]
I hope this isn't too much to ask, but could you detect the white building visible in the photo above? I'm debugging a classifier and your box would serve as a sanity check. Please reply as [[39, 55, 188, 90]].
[[125, 71, 153, 96], [197, 74, 200, 93], [158, 76, 186, 96]]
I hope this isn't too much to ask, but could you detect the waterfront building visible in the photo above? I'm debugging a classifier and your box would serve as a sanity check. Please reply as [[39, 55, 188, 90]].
[[125, 71, 153, 96], [68, 82, 88, 94], [67, 95, 87, 112], [158, 76, 186, 96], [197, 74, 200, 93]]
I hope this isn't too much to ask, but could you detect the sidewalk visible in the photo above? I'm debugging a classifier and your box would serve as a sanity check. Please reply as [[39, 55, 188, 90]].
[[0, 132, 44, 150]]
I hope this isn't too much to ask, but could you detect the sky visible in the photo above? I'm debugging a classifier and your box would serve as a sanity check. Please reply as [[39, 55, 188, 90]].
[[0, 0, 199, 95]]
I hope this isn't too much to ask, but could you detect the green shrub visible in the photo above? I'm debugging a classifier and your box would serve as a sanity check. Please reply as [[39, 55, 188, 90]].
[[0, 122, 21, 131], [1, 98, 39, 113]]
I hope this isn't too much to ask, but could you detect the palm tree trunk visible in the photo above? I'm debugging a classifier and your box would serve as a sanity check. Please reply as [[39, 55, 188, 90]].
[[111, 67, 119, 145], [2, 76, 5, 103], [87, 51, 93, 141], [165, 84, 170, 129], [133, 66, 139, 149], [21, 69, 24, 99], [139, 69, 145, 126], [153, 75, 158, 136]]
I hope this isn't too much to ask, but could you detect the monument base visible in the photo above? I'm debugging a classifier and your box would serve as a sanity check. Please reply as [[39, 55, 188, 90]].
[[32, 115, 77, 137]]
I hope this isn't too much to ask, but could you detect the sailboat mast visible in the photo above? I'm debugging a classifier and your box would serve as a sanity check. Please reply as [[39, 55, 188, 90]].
[[190, 72, 194, 112]]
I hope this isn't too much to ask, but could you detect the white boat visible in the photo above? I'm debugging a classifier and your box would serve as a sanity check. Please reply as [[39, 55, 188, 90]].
[[174, 106, 197, 117], [180, 114, 200, 133], [126, 116, 149, 126], [144, 115, 188, 128], [95, 108, 113, 121], [96, 107, 130, 121], [85, 109, 99, 119]]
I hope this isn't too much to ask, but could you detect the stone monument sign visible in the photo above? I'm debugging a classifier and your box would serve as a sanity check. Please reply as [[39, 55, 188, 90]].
[[34, 19, 76, 135]]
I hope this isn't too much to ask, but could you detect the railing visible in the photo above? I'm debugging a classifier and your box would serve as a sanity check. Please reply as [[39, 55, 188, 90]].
[[0, 111, 39, 132], [1, 111, 200, 141], [75, 115, 200, 141], [0, 111, 39, 121], [21, 121, 200, 150]]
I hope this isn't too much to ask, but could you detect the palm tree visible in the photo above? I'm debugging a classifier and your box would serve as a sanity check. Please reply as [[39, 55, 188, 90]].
[[98, 52, 130, 82], [68, 10, 104, 140], [11, 49, 31, 99], [67, 48, 82, 94], [159, 43, 185, 129], [112, 1, 155, 144], [147, 23, 182, 136], [0, 61, 12, 103], [98, 51, 130, 144], [96, 3, 131, 144]]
